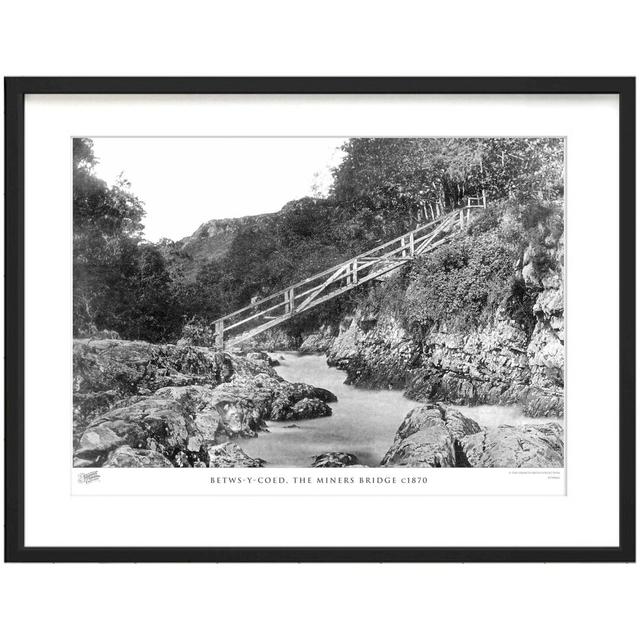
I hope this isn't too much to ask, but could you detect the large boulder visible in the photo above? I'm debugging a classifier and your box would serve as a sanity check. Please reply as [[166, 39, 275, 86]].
[[77, 424, 125, 455], [197, 374, 335, 423], [104, 445, 173, 468], [382, 403, 563, 468], [307, 386, 338, 403], [154, 384, 267, 438], [207, 442, 265, 468], [73, 339, 237, 443], [74, 383, 272, 467], [299, 326, 337, 353], [462, 422, 564, 467], [75, 394, 200, 467], [222, 371, 336, 421], [312, 452, 361, 467], [290, 398, 332, 419], [270, 397, 332, 421], [245, 351, 280, 367], [381, 404, 481, 467]]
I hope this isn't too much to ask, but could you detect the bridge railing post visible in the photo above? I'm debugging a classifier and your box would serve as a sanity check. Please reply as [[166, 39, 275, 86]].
[[284, 288, 295, 314], [409, 231, 415, 256], [352, 259, 358, 284], [215, 320, 224, 350]]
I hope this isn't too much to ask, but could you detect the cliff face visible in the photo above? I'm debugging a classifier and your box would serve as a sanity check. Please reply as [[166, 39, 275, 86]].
[[163, 212, 276, 282], [303, 233, 564, 418]]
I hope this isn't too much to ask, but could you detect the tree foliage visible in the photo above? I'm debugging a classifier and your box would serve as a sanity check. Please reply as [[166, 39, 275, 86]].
[[364, 200, 563, 335], [404, 222, 520, 329], [330, 137, 563, 239], [73, 139, 181, 341], [74, 136, 564, 343]]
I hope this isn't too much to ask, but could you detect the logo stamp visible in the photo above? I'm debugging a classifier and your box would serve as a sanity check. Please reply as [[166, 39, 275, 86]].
[[78, 470, 101, 484]]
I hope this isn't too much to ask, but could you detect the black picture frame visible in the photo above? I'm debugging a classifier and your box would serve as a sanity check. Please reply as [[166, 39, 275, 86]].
[[4, 76, 636, 563]]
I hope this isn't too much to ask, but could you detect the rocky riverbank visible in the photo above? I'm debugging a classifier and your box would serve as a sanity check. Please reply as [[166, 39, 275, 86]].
[[381, 403, 563, 468], [291, 402, 564, 468], [299, 232, 564, 419], [73, 340, 563, 469], [73, 339, 336, 468]]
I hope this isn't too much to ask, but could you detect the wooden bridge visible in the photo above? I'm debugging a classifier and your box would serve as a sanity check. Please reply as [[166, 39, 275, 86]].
[[212, 194, 487, 349]]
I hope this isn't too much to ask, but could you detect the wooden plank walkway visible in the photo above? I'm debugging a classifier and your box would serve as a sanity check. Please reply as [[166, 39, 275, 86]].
[[212, 196, 487, 349]]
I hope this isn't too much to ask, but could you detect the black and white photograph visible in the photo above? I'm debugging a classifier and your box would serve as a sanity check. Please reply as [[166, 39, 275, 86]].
[[2, 4, 637, 635], [73, 136, 565, 472], [4, 74, 634, 567]]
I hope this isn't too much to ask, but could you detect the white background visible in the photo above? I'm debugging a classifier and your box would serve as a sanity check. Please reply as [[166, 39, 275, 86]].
[[26, 94, 605, 547], [1, 1, 638, 639]]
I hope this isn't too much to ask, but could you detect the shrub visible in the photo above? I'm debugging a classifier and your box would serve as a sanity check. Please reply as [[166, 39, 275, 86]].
[[179, 318, 218, 347], [357, 199, 563, 335], [404, 229, 518, 330]]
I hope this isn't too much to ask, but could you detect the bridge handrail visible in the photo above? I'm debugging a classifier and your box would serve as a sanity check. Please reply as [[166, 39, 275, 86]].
[[210, 208, 461, 325], [210, 197, 487, 347]]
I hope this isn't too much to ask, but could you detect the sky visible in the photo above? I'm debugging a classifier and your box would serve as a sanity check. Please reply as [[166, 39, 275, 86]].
[[89, 137, 347, 242]]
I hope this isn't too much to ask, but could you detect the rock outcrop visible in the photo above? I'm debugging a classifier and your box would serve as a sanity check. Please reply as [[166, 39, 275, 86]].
[[299, 325, 338, 353], [75, 389, 228, 468], [207, 442, 265, 468], [381, 403, 563, 468], [321, 231, 564, 418], [462, 422, 564, 468], [165, 214, 275, 282], [271, 397, 333, 421], [523, 249, 564, 416], [73, 339, 237, 438], [381, 404, 482, 467], [73, 338, 335, 468], [311, 452, 362, 467], [104, 445, 173, 468], [325, 306, 563, 417], [242, 328, 301, 352], [245, 351, 281, 367]]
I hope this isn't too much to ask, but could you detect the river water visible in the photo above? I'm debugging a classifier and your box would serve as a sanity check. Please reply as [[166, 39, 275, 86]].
[[242, 352, 551, 468]]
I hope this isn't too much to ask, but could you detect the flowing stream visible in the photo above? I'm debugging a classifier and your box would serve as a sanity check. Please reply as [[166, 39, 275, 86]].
[[242, 352, 552, 468]]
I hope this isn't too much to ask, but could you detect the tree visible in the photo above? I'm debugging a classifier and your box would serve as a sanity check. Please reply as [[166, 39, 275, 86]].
[[73, 138, 182, 342], [73, 135, 564, 344], [330, 137, 564, 240], [122, 245, 181, 342]]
